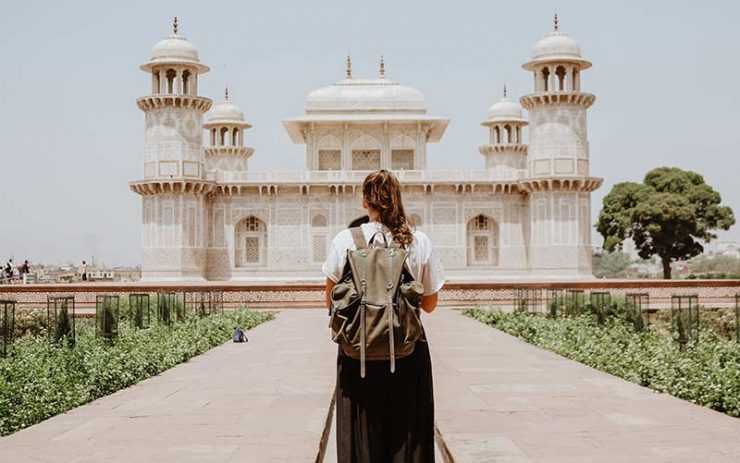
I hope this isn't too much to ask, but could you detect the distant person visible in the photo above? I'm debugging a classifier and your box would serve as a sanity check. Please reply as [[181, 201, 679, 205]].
[[81, 260, 88, 282], [5, 258, 13, 280], [20, 260, 30, 284]]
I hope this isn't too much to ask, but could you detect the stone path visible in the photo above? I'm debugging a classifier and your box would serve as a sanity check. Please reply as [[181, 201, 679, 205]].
[[0, 310, 336, 462], [2, 308, 740, 462], [426, 309, 740, 462]]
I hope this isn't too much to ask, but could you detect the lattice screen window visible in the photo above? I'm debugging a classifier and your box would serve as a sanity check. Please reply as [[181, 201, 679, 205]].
[[245, 237, 260, 263], [391, 150, 414, 170], [318, 150, 341, 170], [352, 150, 380, 170], [312, 234, 327, 263], [474, 236, 489, 262]]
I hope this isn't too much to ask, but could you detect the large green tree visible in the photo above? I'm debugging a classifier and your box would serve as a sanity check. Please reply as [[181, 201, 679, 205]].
[[597, 167, 735, 279]]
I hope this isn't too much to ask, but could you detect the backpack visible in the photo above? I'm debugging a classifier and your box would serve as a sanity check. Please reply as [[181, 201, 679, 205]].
[[232, 328, 248, 343], [328, 227, 425, 378]]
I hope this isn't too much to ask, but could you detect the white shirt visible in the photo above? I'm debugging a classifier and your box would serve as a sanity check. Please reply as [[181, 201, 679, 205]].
[[322, 221, 445, 296]]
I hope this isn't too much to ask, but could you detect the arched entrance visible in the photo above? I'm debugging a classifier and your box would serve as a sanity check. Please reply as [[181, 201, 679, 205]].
[[235, 216, 266, 267], [467, 214, 499, 266]]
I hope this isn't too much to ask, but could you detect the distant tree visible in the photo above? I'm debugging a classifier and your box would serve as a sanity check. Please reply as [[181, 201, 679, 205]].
[[592, 251, 631, 278], [597, 167, 735, 279], [688, 255, 740, 276]]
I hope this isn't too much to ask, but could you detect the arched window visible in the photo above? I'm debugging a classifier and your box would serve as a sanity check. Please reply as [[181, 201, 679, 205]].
[[504, 124, 512, 144], [572, 68, 580, 91], [493, 126, 501, 144], [220, 127, 229, 146], [235, 216, 266, 266], [182, 69, 191, 95], [165, 69, 176, 94], [351, 134, 381, 170], [542, 67, 550, 92], [409, 213, 422, 228], [556, 66, 566, 91], [467, 215, 498, 266], [311, 214, 328, 228], [232, 128, 239, 146]]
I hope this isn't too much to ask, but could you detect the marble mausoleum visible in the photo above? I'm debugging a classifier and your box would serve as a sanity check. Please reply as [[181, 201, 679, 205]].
[[130, 16, 602, 281]]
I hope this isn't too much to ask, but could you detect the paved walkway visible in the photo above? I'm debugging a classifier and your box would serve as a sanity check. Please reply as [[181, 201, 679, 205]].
[[426, 309, 740, 462], [0, 310, 336, 462], [2, 308, 740, 462]]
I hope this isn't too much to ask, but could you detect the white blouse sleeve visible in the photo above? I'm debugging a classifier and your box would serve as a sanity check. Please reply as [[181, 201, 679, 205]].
[[322, 233, 347, 283], [417, 232, 445, 296]]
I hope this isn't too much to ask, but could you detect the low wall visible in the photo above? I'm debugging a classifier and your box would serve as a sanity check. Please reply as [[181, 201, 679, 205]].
[[0, 279, 738, 310]]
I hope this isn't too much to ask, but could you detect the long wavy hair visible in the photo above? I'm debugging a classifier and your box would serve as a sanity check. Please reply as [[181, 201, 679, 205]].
[[362, 169, 413, 247]]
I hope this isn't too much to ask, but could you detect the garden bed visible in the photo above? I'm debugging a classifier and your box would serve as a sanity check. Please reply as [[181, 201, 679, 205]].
[[464, 308, 740, 418], [0, 308, 273, 436]]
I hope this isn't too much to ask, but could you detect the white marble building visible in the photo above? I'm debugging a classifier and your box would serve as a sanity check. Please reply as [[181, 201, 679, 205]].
[[130, 17, 602, 281]]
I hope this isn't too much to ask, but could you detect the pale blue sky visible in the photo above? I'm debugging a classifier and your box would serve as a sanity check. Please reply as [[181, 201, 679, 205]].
[[0, 0, 738, 266]]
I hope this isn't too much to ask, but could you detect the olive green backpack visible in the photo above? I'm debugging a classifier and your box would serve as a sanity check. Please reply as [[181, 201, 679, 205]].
[[329, 227, 425, 378]]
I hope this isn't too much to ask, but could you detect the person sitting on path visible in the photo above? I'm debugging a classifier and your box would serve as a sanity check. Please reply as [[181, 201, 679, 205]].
[[323, 169, 445, 463]]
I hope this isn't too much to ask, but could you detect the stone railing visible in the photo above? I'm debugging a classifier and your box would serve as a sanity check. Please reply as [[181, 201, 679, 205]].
[[212, 169, 528, 184], [1, 279, 738, 310]]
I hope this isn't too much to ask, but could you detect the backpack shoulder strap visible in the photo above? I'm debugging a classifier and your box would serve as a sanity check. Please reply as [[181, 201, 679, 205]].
[[350, 227, 367, 249]]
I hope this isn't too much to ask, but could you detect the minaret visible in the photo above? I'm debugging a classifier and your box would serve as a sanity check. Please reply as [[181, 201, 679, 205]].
[[204, 87, 254, 177], [520, 15, 602, 277], [130, 18, 213, 281], [479, 85, 528, 178]]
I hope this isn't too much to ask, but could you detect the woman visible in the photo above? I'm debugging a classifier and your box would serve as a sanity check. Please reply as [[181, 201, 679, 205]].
[[322, 169, 445, 463]]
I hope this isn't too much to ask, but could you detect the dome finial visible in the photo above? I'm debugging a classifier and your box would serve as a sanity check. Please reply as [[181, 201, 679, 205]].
[[379, 54, 385, 78], [224, 85, 229, 101], [346, 54, 352, 79], [173, 16, 179, 35], [553, 13, 559, 32], [503, 83, 507, 99]]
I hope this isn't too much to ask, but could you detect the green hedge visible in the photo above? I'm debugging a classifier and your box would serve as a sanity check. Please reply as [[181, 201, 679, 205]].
[[464, 308, 740, 417], [0, 309, 273, 436]]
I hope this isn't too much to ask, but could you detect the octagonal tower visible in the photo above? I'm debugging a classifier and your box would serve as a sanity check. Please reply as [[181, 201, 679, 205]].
[[519, 15, 602, 277], [130, 18, 213, 281], [479, 85, 528, 179]]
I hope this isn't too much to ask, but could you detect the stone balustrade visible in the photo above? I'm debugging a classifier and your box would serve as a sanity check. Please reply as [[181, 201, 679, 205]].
[[1, 279, 737, 310]]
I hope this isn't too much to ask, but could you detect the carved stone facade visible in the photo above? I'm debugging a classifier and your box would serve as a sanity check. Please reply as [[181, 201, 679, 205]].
[[131, 19, 603, 281]]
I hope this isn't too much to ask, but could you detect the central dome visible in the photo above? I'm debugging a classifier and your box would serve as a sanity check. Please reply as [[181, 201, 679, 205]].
[[305, 78, 427, 114]]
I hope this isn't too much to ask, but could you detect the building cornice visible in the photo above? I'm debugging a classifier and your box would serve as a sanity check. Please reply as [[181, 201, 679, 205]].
[[129, 179, 216, 196], [479, 145, 528, 155], [519, 92, 595, 110], [137, 95, 212, 112], [205, 147, 254, 158], [519, 176, 603, 193]]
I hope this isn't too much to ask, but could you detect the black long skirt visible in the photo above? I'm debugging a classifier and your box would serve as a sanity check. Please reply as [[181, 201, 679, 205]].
[[335, 339, 435, 463]]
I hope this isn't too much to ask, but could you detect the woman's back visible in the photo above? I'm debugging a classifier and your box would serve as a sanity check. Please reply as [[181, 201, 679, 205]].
[[322, 221, 444, 296]]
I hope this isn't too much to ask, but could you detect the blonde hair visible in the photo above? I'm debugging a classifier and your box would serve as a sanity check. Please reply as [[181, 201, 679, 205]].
[[362, 170, 413, 247]]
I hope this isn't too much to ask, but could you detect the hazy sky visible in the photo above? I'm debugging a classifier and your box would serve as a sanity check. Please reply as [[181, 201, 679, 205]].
[[0, 0, 738, 267]]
